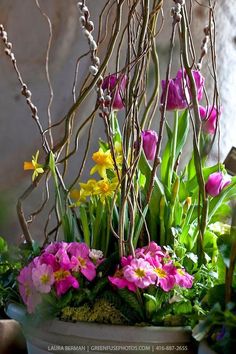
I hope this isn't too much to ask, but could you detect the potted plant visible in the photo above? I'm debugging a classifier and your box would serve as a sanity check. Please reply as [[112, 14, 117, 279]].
[[1, 1, 236, 354]]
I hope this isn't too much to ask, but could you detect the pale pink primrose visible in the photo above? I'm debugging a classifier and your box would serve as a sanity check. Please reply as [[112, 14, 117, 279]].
[[32, 263, 55, 293], [17, 263, 42, 313]]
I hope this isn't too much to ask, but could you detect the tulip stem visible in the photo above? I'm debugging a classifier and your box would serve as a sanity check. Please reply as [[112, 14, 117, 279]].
[[168, 110, 179, 189]]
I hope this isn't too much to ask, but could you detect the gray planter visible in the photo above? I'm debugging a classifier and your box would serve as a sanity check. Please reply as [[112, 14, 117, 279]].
[[6, 303, 196, 354]]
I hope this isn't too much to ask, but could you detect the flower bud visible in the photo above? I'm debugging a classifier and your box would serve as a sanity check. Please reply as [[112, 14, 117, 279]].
[[141, 130, 158, 161], [161, 69, 204, 111], [102, 73, 127, 111], [205, 172, 231, 197], [199, 105, 220, 135]]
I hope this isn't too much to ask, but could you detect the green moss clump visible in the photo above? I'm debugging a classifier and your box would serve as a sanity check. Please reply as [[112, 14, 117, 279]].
[[60, 299, 127, 325], [61, 304, 91, 322]]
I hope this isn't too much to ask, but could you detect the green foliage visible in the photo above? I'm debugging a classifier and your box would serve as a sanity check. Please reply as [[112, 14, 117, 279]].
[[173, 300, 192, 315], [161, 109, 189, 188], [61, 209, 77, 243], [101, 290, 142, 324], [0, 237, 37, 308], [117, 288, 145, 320], [139, 152, 164, 240]]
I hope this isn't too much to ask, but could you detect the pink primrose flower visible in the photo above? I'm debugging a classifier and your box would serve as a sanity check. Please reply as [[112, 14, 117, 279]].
[[102, 74, 127, 111], [32, 263, 55, 293], [175, 268, 193, 288], [161, 69, 204, 111], [199, 105, 220, 135], [108, 268, 137, 292], [149, 257, 176, 292], [39, 253, 59, 271], [17, 263, 42, 313], [53, 268, 79, 296], [135, 242, 165, 260], [123, 258, 156, 289], [44, 241, 68, 255], [141, 130, 158, 161], [121, 255, 133, 267], [205, 172, 231, 197], [67, 242, 89, 257], [54, 248, 72, 270], [68, 242, 96, 281]]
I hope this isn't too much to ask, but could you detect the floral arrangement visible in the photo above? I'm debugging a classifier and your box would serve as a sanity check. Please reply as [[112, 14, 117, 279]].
[[1, 0, 236, 333]]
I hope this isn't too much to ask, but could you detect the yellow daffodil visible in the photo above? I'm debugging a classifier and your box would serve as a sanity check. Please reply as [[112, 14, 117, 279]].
[[70, 189, 86, 206], [114, 141, 123, 166], [90, 148, 114, 178], [93, 178, 118, 202], [70, 179, 97, 206], [23, 150, 44, 181], [80, 179, 97, 197]]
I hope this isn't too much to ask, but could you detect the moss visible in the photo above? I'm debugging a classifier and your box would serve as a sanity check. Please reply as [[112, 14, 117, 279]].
[[61, 304, 91, 322], [60, 299, 127, 325]]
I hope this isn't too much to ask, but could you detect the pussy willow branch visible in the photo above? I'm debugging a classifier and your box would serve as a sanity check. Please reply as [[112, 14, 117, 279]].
[[0, 24, 80, 243], [141, 1, 161, 129], [97, 0, 116, 46], [52, 0, 126, 154], [16, 176, 44, 244], [146, 5, 179, 205], [208, 1, 221, 164], [118, 0, 151, 256], [115, 1, 139, 73], [35, 0, 54, 148], [68, 114, 95, 191], [180, 2, 209, 264]]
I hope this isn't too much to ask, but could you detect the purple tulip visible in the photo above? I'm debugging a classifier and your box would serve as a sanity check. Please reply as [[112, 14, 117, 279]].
[[205, 172, 231, 197], [142, 130, 158, 161], [102, 73, 127, 111], [199, 105, 220, 135], [161, 69, 205, 111]]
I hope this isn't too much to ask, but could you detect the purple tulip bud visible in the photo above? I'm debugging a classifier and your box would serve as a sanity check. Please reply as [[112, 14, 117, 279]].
[[199, 105, 220, 135], [205, 172, 231, 197], [142, 130, 158, 161], [161, 69, 205, 111], [102, 74, 127, 111]]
